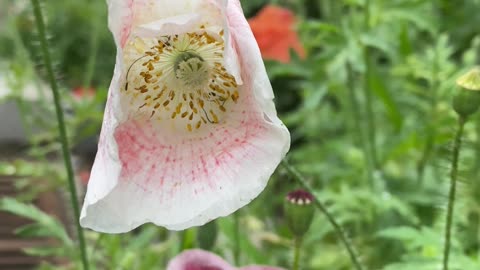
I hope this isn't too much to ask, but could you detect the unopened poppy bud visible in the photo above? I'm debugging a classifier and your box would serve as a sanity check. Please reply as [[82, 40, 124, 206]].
[[197, 220, 218, 251], [284, 189, 315, 238], [453, 67, 480, 118], [453, 91, 480, 117]]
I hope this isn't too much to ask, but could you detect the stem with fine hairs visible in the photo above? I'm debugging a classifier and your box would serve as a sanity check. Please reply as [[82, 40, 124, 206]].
[[281, 159, 364, 270], [442, 116, 465, 270], [31, 0, 90, 269]]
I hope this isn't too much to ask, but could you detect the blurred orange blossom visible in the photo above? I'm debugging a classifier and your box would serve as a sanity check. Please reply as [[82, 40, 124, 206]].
[[248, 5, 305, 63]]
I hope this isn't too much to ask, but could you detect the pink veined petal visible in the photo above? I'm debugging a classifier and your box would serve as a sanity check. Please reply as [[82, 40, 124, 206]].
[[167, 249, 235, 270], [80, 0, 290, 232]]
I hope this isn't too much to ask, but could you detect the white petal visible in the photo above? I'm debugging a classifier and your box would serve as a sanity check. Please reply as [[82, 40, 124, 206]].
[[81, 86, 289, 232], [135, 13, 201, 38], [80, 0, 290, 233], [225, 0, 277, 102]]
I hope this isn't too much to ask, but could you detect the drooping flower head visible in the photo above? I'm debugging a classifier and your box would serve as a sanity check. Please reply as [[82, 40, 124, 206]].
[[248, 5, 305, 63], [80, 0, 290, 232], [167, 249, 285, 270]]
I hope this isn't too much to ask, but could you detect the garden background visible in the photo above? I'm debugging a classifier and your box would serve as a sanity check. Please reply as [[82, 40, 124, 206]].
[[1, 0, 480, 269]]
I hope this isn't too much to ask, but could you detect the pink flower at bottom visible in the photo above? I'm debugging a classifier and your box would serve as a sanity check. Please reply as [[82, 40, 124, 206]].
[[167, 249, 285, 270], [79, 0, 290, 233]]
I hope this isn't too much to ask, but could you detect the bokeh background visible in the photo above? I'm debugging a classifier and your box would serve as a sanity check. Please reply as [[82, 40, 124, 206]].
[[1, 0, 480, 269]]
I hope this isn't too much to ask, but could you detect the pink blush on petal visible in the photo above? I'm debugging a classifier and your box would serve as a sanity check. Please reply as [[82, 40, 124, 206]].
[[120, 0, 134, 48], [113, 106, 268, 194]]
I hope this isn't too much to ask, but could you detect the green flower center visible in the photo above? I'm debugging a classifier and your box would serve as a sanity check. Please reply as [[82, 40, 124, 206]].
[[174, 52, 209, 88]]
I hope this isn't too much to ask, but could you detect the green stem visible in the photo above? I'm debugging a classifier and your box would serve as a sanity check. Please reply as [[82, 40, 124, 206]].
[[442, 116, 465, 270], [83, 14, 100, 88], [475, 119, 480, 173], [347, 63, 374, 185], [363, 0, 378, 170], [417, 44, 439, 183], [31, 1, 89, 270], [233, 211, 240, 265], [281, 160, 364, 270], [178, 229, 194, 252], [293, 237, 302, 270]]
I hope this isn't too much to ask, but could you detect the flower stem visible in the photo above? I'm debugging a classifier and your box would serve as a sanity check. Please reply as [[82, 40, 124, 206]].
[[363, 0, 378, 170], [281, 160, 364, 270], [31, 1, 89, 269], [292, 237, 302, 270], [83, 16, 100, 89], [233, 211, 240, 265], [442, 116, 466, 270], [417, 45, 439, 183], [347, 63, 374, 185], [178, 229, 195, 252]]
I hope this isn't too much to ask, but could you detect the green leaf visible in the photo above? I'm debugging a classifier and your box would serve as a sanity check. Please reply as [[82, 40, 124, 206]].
[[0, 197, 72, 246], [15, 223, 53, 238], [368, 64, 403, 131]]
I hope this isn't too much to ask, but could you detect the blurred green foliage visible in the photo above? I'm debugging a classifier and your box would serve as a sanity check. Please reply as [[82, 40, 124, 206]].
[[1, 0, 480, 269]]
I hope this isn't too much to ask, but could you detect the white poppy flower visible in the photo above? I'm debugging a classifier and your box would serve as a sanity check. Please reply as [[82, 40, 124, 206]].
[[80, 0, 290, 233]]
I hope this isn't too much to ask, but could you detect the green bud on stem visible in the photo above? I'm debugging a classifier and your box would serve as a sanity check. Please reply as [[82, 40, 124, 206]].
[[284, 189, 315, 238], [453, 67, 480, 118]]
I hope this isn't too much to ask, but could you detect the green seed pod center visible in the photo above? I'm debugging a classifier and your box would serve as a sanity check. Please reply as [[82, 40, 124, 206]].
[[174, 52, 209, 87]]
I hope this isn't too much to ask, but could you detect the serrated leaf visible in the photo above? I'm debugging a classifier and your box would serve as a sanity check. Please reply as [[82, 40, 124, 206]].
[[368, 63, 403, 131]]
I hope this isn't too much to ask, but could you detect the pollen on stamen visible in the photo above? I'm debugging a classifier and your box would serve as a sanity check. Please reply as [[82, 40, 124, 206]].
[[122, 29, 241, 133], [176, 103, 183, 114]]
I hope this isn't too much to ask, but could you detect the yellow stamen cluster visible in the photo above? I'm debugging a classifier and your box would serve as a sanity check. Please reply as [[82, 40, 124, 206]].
[[123, 29, 239, 132]]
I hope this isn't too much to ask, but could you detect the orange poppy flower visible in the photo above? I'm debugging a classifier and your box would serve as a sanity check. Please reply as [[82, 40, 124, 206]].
[[248, 5, 305, 63]]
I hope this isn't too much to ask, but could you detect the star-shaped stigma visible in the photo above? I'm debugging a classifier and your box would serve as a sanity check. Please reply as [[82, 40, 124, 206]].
[[123, 29, 240, 132]]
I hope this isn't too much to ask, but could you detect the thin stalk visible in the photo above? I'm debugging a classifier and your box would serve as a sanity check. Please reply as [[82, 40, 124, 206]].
[[347, 63, 374, 185], [233, 211, 240, 265], [320, 0, 331, 20], [31, 1, 90, 270], [83, 13, 100, 88], [417, 45, 439, 183], [474, 117, 480, 173], [477, 213, 480, 261], [442, 116, 465, 270], [178, 229, 194, 252], [363, 0, 378, 169], [292, 237, 302, 270], [281, 160, 364, 270]]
